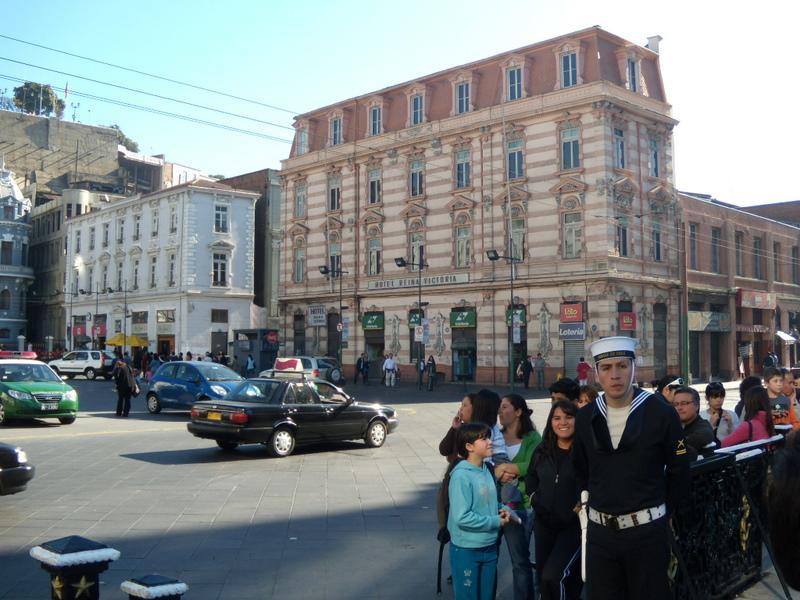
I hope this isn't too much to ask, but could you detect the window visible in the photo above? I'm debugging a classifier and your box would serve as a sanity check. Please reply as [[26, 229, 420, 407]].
[[328, 175, 341, 211], [369, 106, 381, 136], [753, 237, 763, 279], [2, 241, 13, 265], [456, 226, 471, 268], [652, 225, 662, 262], [510, 217, 525, 261], [3, 206, 13, 220], [455, 150, 471, 189], [563, 213, 582, 259], [410, 160, 424, 197], [689, 224, 698, 269], [711, 228, 721, 273], [296, 127, 308, 155], [613, 128, 625, 169], [328, 242, 341, 276], [0, 290, 9, 310], [648, 138, 660, 177], [169, 206, 178, 233], [293, 245, 305, 283], [117, 220, 125, 243], [21, 243, 27, 266], [87, 267, 93, 289], [66, 204, 72, 218], [561, 127, 580, 170], [456, 81, 470, 114], [793, 246, 799, 284], [627, 58, 638, 92], [102, 264, 109, 290], [133, 215, 141, 240], [150, 256, 157, 288], [330, 116, 342, 145], [507, 67, 522, 100], [151, 210, 159, 236], [214, 204, 228, 233], [410, 232, 424, 271], [73, 232, 80, 255], [368, 169, 381, 204], [169, 253, 176, 286], [411, 94, 424, 125], [367, 238, 381, 275], [102, 223, 109, 247], [561, 52, 577, 87], [735, 232, 744, 276], [774, 242, 781, 281], [286, 184, 303, 220], [616, 219, 629, 257], [507, 139, 524, 180], [89, 227, 95, 250], [115, 261, 122, 290], [132, 259, 139, 290], [211, 309, 228, 323]]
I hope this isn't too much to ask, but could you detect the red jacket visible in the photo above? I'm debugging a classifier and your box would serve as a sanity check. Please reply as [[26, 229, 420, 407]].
[[721, 411, 769, 447]]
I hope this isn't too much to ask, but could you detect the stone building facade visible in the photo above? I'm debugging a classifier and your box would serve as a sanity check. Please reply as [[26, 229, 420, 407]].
[[279, 27, 681, 384]]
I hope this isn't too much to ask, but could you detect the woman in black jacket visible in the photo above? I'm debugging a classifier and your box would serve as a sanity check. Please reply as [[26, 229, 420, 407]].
[[113, 359, 137, 417], [525, 400, 582, 600]]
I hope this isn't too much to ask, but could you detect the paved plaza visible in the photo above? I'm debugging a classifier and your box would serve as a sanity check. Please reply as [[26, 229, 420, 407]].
[[0, 378, 796, 599]]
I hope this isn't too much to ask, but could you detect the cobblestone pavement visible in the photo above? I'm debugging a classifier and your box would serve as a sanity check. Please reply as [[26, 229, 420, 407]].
[[0, 377, 795, 599]]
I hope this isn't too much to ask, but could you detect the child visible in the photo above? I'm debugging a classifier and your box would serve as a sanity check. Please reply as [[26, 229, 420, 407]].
[[765, 367, 800, 431], [448, 423, 511, 600]]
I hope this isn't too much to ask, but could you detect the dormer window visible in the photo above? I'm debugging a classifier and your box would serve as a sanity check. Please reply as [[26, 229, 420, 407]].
[[456, 81, 470, 114], [507, 67, 522, 101], [562, 52, 577, 87], [296, 127, 309, 155], [627, 58, 639, 92], [329, 116, 342, 146], [411, 94, 424, 125], [369, 106, 382, 136]]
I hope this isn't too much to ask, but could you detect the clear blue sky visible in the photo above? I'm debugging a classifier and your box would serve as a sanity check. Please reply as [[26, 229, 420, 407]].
[[3, 0, 797, 205]]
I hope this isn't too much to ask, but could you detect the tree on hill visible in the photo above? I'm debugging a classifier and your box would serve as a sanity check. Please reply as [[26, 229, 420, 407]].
[[13, 82, 65, 117], [107, 124, 140, 152]]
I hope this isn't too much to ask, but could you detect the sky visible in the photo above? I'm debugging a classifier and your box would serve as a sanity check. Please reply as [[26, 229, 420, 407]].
[[2, 0, 798, 206]]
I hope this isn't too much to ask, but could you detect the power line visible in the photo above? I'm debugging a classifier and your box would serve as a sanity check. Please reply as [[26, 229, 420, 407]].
[[0, 33, 298, 115], [0, 56, 295, 132]]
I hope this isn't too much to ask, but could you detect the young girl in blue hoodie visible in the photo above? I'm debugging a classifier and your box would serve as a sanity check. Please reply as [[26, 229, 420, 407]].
[[448, 423, 511, 600]]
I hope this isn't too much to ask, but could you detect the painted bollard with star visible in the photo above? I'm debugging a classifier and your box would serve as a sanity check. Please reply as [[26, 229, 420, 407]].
[[29, 535, 120, 600], [121, 574, 188, 600]]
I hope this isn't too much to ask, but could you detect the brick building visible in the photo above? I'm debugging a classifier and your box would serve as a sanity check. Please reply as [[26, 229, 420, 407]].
[[279, 27, 683, 384]]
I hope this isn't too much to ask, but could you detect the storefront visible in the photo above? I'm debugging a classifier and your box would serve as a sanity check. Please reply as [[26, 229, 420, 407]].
[[560, 303, 585, 380], [156, 309, 175, 355], [736, 289, 776, 375], [93, 314, 107, 349], [362, 311, 385, 378], [450, 308, 476, 381], [688, 309, 731, 381]]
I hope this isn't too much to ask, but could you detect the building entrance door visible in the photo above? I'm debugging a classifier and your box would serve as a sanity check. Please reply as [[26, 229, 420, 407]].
[[157, 335, 174, 357]]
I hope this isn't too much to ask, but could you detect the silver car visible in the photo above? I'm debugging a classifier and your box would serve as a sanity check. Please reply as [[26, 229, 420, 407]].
[[260, 356, 344, 385]]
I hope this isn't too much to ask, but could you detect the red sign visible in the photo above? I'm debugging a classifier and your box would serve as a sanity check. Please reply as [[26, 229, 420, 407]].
[[737, 289, 777, 310], [560, 303, 583, 323], [619, 312, 636, 331], [73, 325, 86, 337]]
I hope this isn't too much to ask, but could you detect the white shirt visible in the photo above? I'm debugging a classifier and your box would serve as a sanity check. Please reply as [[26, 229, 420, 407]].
[[606, 404, 629, 449], [506, 442, 521, 461], [382, 357, 397, 371]]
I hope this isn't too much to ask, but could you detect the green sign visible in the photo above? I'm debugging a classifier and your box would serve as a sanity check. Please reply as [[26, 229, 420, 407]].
[[409, 311, 425, 327], [450, 309, 477, 328], [362, 312, 385, 330], [505, 307, 527, 326]]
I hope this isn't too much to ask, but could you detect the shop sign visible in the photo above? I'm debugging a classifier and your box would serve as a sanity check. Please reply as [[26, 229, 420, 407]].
[[367, 272, 469, 290], [737, 289, 777, 310], [72, 315, 86, 337], [409, 311, 425, 327], [559, 322, 586, 340], [362, 312, 384, 330], [688, 311, 731, 332], [93, 314, 107, 337], [450, 309, 477, 328], [560, 303, 583, 323], [308, 304, 327, 327], [619, 312, 636, 331], [156, 323, 174, 335], [736, 324, 770, 333], [505, 307, 526, 326]]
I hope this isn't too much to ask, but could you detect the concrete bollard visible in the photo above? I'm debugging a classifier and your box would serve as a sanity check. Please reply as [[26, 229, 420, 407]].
[[29, 535, 120, 600], [121, 574, 188, 599]]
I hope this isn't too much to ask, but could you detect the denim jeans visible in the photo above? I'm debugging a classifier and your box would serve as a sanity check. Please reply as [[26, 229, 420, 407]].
[[450, 543, 498, 600], [536, 371, 545, 390], [500, 508, 536, 600]]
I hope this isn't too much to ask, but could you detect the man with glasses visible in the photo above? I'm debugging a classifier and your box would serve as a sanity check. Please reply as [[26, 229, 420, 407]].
[[670, 386, 715, 459]]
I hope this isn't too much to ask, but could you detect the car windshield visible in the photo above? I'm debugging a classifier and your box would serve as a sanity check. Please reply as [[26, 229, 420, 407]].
[[195, 363, 243, 382], [228, 380, 282, 403], [0, 363, 62, 383]]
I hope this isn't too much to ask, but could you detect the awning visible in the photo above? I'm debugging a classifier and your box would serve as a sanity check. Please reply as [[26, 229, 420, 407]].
[[776, 330, 797, 343]]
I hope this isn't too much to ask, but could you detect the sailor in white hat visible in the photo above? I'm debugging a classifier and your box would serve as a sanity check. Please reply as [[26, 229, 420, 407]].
[[572, 336, 690, 600]]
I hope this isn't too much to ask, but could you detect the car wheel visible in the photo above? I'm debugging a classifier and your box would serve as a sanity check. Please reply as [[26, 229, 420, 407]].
[[267, 427, 295, 458], [364, 420, 387, 448], [58, 416, 76, 425], [328, 368, 343, 384], [85, 367, 96, 380], [146, 393, 162, 414], [216, 440, 239, 451]]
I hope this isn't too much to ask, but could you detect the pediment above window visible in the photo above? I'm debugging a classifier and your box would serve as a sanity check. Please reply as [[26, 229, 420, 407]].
[[399, 202, 428, 220], [446, 194, 476, 213], [114, 248, 126, 259], [129, 245, 143, 256], [359, 208, 385, 225], [288, 222, 310, 237], [550, 177, 587, 198], [493, 182, 530, 206], [98, 251, 112, 263], [208, 239, 235, 251], [613, 176, 638, 212], [325, 215, 344, 231]]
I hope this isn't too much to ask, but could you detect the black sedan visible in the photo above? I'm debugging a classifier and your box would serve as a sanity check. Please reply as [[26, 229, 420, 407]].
[[0, 442, 34, 495], [187, 378, 398, 457]]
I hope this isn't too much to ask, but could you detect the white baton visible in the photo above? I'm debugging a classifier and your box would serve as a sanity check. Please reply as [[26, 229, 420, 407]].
[[579, 490, 589, 582]]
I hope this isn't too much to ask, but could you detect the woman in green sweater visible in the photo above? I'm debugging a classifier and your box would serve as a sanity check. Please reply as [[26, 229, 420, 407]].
[[496, 393, 542, 600]]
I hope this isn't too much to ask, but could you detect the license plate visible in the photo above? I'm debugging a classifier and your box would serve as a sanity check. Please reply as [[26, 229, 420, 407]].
[[206, 411, 222, 421], [42, 403, 58, 411]]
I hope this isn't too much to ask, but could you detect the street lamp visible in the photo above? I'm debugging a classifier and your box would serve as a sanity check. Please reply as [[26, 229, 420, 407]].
[[487, 249, 523, 390], [79, 285, 114, 349], [318, 265, 349, 367], [395, 256, 427, 390]]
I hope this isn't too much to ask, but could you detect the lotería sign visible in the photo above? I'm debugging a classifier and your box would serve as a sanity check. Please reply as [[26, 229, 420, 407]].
[[558, 322, 586, 340]]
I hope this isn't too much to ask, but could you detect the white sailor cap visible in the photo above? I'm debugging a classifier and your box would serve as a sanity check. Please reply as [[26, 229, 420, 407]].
[[589, 336, 637, 363]]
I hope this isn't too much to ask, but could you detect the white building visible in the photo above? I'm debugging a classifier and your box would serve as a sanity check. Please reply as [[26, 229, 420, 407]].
[[63, 180, 259, 356]]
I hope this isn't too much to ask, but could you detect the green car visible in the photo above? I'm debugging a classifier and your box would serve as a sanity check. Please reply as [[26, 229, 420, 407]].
[[0, 359, 79, 425]]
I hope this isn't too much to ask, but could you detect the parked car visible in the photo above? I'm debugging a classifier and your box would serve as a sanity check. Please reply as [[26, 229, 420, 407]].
[[146, 361, 244, 414], [48, 350, 116, 380], [0, 358, 79, 425], [0, 442, 34, 495], [260, 356, 344, 385], [187, 375, 398, 457]]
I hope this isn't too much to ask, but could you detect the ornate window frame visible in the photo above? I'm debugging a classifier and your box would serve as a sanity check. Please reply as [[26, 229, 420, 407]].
[[405, 83, 428, 128], [501, 54, 530, 102]]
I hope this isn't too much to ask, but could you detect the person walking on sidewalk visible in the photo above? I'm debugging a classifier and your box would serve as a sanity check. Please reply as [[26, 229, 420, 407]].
[[427, 355, 437, 391], [113, 358, 137, 417], [382, 353, 397, 387], [356, 353, 370, 384], [534, 353, 546, 390]]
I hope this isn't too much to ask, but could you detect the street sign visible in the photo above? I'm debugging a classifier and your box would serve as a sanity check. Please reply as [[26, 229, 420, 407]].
[[309, 304, 327, 327], [558, 322, 586, 341], [414, 325, 424, 342]]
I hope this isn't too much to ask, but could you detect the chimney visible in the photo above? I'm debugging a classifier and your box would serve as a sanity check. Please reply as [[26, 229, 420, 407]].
[[646, 35, 663, 53]]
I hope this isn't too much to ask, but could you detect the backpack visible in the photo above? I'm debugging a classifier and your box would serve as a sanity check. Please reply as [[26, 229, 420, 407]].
[[435, 464, 455, 594]]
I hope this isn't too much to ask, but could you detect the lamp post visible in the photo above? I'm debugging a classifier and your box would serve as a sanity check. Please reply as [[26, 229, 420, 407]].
[[394, 256, 427, 390], [318, 266, 349, 368], [487, 248, 522, 390], [79, 284, 114, 349]]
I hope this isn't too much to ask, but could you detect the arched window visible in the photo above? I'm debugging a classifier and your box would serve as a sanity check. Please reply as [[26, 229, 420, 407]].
[[0, 289, 10, 310]]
